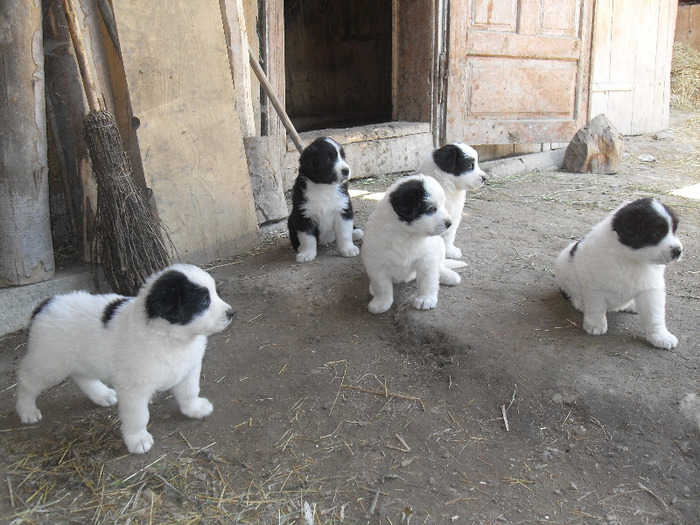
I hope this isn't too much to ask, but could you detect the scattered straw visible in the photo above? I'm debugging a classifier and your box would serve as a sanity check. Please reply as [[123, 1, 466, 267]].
[[671, 42, 700, 111]]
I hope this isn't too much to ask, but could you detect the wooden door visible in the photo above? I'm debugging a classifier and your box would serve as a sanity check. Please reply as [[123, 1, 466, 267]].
[[589, 0, 677, 135], [442, 0, 594, 146]]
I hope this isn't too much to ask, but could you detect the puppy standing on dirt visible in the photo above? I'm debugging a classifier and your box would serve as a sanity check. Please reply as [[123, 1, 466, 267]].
[[361, 174, 466, 314], [287, 137, 363, 262], [554, 198, 683, 349], [417, 143, 486, 259], [15, 264, 235, 454]]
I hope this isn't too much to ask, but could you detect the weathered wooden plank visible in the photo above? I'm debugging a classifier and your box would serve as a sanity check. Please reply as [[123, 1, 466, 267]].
[[0, 0, 54, 286], [111, 0, 259, 264], [675, 5, 700, 51]]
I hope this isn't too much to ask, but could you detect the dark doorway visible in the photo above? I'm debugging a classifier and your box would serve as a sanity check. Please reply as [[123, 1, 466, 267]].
[[284, 0, 392, 132]]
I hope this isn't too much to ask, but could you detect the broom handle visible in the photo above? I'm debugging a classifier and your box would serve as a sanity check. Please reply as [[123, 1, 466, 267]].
[[61, 0, 101, 112], [248, 46, 304, 154]]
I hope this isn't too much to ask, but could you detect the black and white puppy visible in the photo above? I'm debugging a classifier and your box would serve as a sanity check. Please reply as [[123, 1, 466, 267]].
[[15, 264, 234, 454], [554, 198, 683, 349], [361, 174, 466, 314], [288, 137, 363, 262], [418, 143, 486, 259]]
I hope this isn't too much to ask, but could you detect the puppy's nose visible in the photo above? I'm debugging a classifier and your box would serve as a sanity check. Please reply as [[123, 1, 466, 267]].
[[445, 220, 452, 229], [671, 246, 683, 260], [480, 174, 487, 183], [226, 308, 236, 321], [341, 167, 350, 178]]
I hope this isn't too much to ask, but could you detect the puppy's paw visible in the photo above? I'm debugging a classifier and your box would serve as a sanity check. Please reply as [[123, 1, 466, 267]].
[[445, 245, 462, 259], [296, 251, 316, 263], [17, 405, 42, 424], [368, 297, 392, 314], [339, 244, 360, 257], [352, 228, 364, 241], [182, 397, 213, 419], [647, 330, 678, 350], [94, 388, 118, 407], [123, 430, 154, 454], [583, 316, 607, 335], [413, 295, 438, 310], [439, 269, 461, 286]]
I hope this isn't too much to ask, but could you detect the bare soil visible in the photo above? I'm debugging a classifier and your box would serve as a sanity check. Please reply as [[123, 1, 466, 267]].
[[1, 113, 699, 524]]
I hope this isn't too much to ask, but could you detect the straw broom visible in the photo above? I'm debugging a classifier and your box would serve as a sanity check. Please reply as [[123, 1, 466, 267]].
[[61, 0, 171, 295]]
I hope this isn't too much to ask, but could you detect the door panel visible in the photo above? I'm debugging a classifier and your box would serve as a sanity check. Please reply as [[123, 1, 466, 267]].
[[444, 0, 593, 145]]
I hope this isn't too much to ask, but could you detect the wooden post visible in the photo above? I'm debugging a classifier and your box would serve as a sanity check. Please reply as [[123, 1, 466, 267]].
[[0, 0, 55, 286]]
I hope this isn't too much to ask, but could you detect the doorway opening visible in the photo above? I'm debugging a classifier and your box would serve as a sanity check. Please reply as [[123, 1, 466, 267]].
[[284, 0, 393, 132]]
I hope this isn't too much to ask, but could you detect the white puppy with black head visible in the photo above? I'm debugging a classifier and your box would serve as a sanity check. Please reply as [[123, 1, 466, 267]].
[[287, 137, 363, 262], [361, 174, 466, 314], [554, 198, 682, 349], [15, 264, 234, 454], [418, 143, 486, 259]]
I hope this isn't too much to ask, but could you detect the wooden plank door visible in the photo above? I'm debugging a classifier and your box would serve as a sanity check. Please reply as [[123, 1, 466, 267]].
[[589, 0, 677, 135], [442, 0, 594, 146]]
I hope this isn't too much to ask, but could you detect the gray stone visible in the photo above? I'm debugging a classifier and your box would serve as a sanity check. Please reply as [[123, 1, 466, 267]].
[[563, 114, 624, 174], [244, 136, 289, 225]]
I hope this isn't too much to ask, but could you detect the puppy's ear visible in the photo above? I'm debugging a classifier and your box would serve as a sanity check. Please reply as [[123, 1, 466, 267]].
[[389, 179, 426, 223], [146, 270, 210, 325]]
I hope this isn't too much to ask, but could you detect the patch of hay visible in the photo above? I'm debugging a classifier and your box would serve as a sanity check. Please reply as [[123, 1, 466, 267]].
[[671, 42, 700, 111]]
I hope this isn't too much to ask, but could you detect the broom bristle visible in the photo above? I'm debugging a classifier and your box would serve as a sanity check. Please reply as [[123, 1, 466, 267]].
[[83, 110, 172, 295]]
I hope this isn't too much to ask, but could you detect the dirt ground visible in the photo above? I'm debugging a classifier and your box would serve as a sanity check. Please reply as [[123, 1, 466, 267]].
[[1, 113, 699, 524]]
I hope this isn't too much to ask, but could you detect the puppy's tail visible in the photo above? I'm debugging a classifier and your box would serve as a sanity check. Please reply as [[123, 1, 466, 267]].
[[444, 259, 467, 269]]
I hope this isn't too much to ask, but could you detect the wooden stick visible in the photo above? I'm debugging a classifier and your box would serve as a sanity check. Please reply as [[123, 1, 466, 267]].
[[248, 46, 304, 153], [61, 0, 101, 112]]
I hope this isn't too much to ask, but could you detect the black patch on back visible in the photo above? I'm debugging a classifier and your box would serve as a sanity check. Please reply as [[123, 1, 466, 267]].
[[611, 198, 677, 249], [31, 296, 55, 319], [389, 179, 437, 224], [102, 297, 129, 326], [569, 237, 583, 258], [298, 137, 346, 184], [145, 270, 211, 325], [433, 144, 475, 176]]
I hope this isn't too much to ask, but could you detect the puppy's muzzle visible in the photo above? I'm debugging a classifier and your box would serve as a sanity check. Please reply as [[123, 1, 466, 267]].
[[671, 246, 683, 261], [225, 308, 236, 324]]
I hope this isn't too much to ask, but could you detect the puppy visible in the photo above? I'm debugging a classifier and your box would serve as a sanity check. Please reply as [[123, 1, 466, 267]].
[[287, 137, 363, 262], [361, 174, 466, 314], [417, 143, 486, 259], [15, 264, 234, 454], [554, 198, 682, 349]]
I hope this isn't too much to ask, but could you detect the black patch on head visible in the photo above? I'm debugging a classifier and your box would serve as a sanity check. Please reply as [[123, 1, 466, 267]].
[[389, 179, 437, 224], [433, 144, 475, 176], [611, 198, 678, 249], [31, 297, 54, 319], [298, 137, 348, 184], [569, 237, 583, 258], [145, 270, 211, 325], [102, 297, 129, 326]]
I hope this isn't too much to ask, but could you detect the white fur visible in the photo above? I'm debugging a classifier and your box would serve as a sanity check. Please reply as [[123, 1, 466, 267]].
[[15, 264, 233, 454], [554, 200, 682, 349], [297, 182, 362, 262], [418, 143, 486, 259], [361, 174, 466, 314]]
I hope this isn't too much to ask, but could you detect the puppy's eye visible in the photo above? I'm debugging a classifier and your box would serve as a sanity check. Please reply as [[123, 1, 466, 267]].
[[465, 160, 474, 171], [201, 293, 211, 308], [425, 205, 437, 215]]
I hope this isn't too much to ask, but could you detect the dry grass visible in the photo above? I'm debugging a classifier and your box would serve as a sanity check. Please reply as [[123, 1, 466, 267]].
[[1, 415, 338, 524], [671, 42, 700, 111]]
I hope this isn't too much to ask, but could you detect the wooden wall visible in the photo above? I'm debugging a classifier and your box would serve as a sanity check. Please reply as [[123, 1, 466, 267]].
[[676, 4, 700, 51]]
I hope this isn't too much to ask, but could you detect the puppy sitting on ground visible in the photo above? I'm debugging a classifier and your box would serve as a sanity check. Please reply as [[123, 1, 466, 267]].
[[361, 174, 466, 314], [554, 198, 682, 349], [287, 137, 363, 262], [15, 264, 235, 454], [417, 143, 486, 259]]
